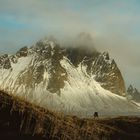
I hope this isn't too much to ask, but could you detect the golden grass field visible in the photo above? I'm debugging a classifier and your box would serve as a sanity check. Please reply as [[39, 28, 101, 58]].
[[0, 91, 140, 140]]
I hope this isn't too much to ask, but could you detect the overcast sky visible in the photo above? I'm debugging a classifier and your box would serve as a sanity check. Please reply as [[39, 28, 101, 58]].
[[0, 0, 140, 90]]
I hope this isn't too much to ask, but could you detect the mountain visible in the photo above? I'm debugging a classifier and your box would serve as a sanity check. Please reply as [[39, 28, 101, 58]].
[[127, 85, 140, 102], [0, 38, 139, 117]]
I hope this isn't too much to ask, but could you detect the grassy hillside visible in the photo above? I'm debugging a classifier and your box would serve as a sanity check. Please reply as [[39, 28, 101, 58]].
[[0, 91, 140, 140]]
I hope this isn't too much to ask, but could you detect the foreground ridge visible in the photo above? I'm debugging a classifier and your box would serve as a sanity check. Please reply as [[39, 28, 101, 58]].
[[0, 91, 140, 140]]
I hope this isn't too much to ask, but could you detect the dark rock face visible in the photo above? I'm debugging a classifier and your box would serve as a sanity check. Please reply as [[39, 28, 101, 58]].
[[0, 46, 28, 70], [127, 85, 140, 102], [14, 40, 67, 93], [16, 46, 28, 57], [65, 47, 99, 67], [88, 52, 126, 96], [46, 44, 67, 93], [0, 54, 11, 69], [65, 47, 126, 96]]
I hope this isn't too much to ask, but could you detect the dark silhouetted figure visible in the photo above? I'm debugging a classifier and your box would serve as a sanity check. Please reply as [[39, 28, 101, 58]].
[[94, 112, 98, 118]]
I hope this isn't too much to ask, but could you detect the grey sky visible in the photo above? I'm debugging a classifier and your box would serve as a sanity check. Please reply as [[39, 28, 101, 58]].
[[0, 0, 140, 90]]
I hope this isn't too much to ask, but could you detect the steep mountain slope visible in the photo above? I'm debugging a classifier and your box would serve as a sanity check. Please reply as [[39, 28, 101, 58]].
[[66, 47, 125, 96], [0, 39, 139, 117]]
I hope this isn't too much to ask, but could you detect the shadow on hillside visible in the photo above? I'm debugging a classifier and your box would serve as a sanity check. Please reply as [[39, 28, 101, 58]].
[[0, 91, 140, 140]]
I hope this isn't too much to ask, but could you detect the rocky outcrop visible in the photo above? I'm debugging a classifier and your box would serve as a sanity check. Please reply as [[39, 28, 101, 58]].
[[127, 85, 140, 102], [0, 54, 11, 69], [14, 40, 67, 94], [66, 47, 125, 96], [88, 52, 126, 96], [16, 46, 28, 57]]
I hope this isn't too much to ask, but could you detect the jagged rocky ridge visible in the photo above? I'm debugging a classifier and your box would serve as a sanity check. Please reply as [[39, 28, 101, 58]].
[[65, 47, 125, 96], [0, 39, 125, 95], [0, 38, 139, 116], [127, 85, 140, 102]]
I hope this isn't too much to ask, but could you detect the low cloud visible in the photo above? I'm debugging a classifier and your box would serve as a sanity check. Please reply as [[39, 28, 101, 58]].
[[0, 0, 140, 89]]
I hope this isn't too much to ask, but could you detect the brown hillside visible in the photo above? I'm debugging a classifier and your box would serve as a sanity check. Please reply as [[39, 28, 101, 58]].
[[0, 91, 140, 140]]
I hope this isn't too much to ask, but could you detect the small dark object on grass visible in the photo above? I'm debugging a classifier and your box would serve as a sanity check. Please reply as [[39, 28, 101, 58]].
[[94, 112, 98, 118]]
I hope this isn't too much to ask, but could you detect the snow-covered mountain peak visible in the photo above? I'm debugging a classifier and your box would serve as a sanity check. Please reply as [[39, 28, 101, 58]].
[[0, 38, 139, 117], [0, 38, 125, 95]]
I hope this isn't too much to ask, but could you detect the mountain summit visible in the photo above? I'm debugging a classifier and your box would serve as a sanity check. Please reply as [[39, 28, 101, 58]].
[[0, 38, 139, 117]]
